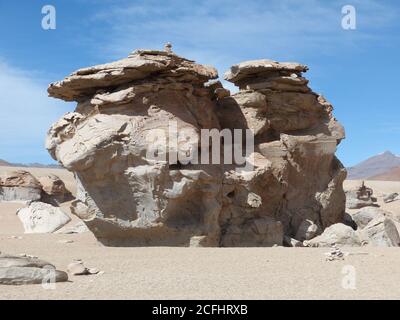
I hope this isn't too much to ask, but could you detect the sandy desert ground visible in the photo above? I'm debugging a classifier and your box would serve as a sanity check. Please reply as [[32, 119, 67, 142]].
[[1, 166, 400, 300]]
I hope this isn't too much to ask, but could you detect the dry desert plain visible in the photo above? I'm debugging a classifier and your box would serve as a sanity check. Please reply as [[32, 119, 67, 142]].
[[1, 166, 400, 299]]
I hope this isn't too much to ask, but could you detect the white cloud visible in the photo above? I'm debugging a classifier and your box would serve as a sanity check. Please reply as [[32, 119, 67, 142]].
[[90, 0, 398, 79], [0, 59, 72, 163]]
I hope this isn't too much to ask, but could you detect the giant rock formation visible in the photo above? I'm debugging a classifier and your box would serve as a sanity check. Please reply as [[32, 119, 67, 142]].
[[46, 47, 346, 247]]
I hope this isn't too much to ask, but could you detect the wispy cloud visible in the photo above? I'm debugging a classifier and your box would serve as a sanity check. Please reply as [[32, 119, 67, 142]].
[[0, 59, 72, 163], [90, 0, 399, 75]]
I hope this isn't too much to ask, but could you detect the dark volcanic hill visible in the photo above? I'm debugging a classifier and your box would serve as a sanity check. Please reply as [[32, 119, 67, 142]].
[[347, 151, 400, 180]]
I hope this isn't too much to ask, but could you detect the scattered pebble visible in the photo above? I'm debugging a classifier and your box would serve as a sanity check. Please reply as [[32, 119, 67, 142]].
[[67, 261, 88, 275], [88, 268, 100, 274], [58, 239, 74, 244], [9, 236, 23, 240], [67, 260, 102, 276], [324, 245, 347, 261]]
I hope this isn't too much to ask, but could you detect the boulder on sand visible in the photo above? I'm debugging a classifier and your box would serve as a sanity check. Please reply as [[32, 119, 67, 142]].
[[383, 193, 399, 204], [16, 201, 71, 233], [0, 170, 42, 202], [358, 216, 400, 247], [345, 181, 378, 209], [351, 207, 388, 229], [305, 223, 361, 247], [38, 174, 72, 204], [0, 253, 68, 285]]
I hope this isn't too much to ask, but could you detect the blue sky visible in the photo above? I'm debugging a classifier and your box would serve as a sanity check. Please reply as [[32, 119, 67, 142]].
[[0, 0, 399, 166]]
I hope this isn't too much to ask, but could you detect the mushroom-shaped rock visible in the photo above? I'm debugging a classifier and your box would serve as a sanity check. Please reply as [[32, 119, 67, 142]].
[[46, 48, 346, 247]]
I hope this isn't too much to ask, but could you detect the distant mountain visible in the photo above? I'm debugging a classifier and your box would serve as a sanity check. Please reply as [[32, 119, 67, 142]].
[[347, 151, 400, 180], [368, 166, 400, 181], [0, 159, 12, 166], [0, 158, 62, 169]]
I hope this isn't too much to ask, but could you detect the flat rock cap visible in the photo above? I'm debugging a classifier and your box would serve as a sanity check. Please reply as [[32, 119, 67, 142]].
[[224, 59, 308, 84], [48, 49, 218, 101]]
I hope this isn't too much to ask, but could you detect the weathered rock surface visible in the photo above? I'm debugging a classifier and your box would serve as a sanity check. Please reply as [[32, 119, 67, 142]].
[[345, 181, 379, 209], [383, 192, 399, 203], [56, 221, 88, 234], [0, 254, 54, 269], [0, 253, 68, 285], [358, 216, 400, 247], [305, 223, 361, 247], [67, 260, 99, 275], [0, 267, 68, 285], [38, 174, 72, 204], [17, 201, 71, 233], [46, 47, 346, 246], [0, 170, 42, 202], [351, 207, 388, 229]]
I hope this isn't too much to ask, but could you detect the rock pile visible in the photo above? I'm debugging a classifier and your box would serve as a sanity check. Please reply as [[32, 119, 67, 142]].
[[324, 245, 346, 261], [346, 181, 379, 209], [46, 47, 346, 247]]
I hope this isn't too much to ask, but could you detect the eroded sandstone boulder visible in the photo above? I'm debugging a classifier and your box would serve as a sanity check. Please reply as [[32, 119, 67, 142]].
[[358, 216, 400, 247], [0, 253, 68, 285], [38, 174, 72, 204], [17, 202, 71, 233], [346, 181, 379, 209], [0, 170, 42, 202], [305, 223, 361, 247], [46, 47, 346, 247]]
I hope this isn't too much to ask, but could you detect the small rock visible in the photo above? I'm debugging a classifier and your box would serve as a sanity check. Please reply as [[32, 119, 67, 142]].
[[57, 239, 74, 244], [88, 268, 100, 274], [324, 245, 346, 261], [295, 219, 319, 241], [283, 236, 304, 247], [189, 235, 209, 247], [67, 261, 89, 275], [383, 193, 399, 203], [9, 236, 23, 240]]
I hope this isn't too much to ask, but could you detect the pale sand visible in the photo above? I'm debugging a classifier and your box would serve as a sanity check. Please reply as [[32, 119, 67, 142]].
[[0, 166, 400, 299]]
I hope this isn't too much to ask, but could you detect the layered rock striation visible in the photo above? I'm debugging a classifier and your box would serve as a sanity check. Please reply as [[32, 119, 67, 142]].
[[46, 48, 346, 247]]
